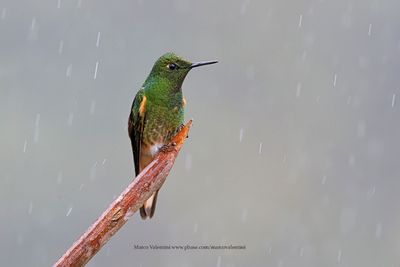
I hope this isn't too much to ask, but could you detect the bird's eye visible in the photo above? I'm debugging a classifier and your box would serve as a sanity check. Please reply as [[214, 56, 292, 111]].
[[167, 63, 177, 70]]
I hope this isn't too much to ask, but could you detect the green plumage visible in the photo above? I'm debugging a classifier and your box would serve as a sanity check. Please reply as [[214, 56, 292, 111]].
[[140, 77, 184, 145], [128, 52, 217, 219]]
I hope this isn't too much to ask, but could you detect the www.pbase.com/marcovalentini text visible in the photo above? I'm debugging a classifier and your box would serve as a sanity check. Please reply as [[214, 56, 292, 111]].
[[134, 244, 246, 251]]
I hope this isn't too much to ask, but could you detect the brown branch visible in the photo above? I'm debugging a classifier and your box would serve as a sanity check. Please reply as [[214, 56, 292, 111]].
[[54, 120, 193, 267]]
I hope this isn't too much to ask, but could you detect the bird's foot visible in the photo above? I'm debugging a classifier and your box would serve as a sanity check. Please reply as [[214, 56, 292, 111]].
[[160, 142, 176, 153]]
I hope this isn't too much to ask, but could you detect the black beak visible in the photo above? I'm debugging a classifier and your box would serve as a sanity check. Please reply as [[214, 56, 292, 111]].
[[190, 60, 218, 69]]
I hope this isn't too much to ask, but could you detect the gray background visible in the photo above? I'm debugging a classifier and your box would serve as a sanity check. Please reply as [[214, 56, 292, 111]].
[[1, 0, 399, 266]]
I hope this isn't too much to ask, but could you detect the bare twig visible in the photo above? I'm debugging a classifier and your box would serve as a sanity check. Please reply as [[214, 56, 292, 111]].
[[54, 120, 192, 267]]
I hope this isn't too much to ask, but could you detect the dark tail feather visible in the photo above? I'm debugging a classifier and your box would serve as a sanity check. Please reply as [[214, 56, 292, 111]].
[[139, 207, 147, 219], [139, 190, 159, 219]]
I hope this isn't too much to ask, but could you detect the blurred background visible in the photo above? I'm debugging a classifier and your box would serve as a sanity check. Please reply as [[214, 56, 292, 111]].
[[1, 0, 399, 266]]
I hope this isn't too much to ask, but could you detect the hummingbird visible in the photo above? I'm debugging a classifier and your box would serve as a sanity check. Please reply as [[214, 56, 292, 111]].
[[128, 52, 217, 219]]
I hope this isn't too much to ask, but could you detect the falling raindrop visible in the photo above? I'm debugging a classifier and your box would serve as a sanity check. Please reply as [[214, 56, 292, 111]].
[[296, 82, 302, 98], [66, 64, 72, 77], [34, 113, 40, 143], [77, 0, 82, 8], [102, 158, 107, 165], [193, 222, 198, 233], [94, 61, 99, 80], [347, 95, 352, 105], [96, 31, 101, 47], [267, 245, 272, 254], [66, 205, 73, 217], [391, 94, 396, 107], [368, 185, 376, 198], [35, 114, 40, 128], [241, 208, 247, 223], [337, 249, 342, 263], [67, 112, 74, 126], [333, 73, 337, 87], [28, 17, 38, 42], [57, 0, 61, 8], [58, 40, 64, 54], [239, 128, 244, 142], [258, 142, 263, 154], [1, 8, 6, 20], [301, 50, 307, 61], [321, 175, 327, 185], [357, 120, 366, 138], [79, 183, 85, 191], [298, 14, 303, 28], [368, 23, 372, 36], [30, 17, 36, 30], [23, 139, 28, 153], [375, 222, 382, 239], [28, 201, 33, 215], [57, 171, 63, 184], [90, 100, 96, 114], [299, 247, 305, 257], [308, 5, 314, 15], [240, 0, 250, 16], [348, 154, 355, 166]]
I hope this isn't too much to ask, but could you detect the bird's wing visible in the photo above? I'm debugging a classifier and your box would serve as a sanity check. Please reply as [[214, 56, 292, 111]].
[[128, 88, 146, 177]]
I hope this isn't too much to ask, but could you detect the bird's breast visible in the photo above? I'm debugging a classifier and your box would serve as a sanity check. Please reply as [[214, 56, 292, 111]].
[[141, 96, 184, 149]]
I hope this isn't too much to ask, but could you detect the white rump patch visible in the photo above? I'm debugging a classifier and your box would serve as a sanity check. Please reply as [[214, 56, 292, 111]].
[[150, 143, 163, 157]]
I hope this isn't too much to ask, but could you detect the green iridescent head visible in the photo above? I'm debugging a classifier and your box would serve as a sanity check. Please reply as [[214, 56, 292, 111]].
[[147, 52, 217, 88]]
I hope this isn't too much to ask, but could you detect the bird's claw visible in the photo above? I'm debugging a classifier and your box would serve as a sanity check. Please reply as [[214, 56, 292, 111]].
[[160, 142, 176, 153]]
